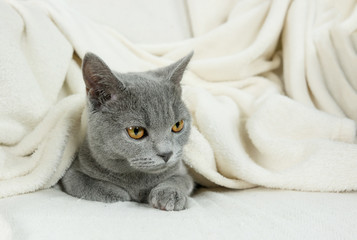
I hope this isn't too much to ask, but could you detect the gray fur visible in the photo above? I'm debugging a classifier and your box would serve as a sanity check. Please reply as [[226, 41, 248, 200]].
[[61, 52, 194, 211]]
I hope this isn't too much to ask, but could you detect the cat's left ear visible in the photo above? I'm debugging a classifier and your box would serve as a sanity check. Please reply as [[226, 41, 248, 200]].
[[82, 52, 124, 110], [167, 51, 193, 85]]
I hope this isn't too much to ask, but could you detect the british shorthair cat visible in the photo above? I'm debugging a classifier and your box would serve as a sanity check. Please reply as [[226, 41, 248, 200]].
[[61, 52, 194, 211]]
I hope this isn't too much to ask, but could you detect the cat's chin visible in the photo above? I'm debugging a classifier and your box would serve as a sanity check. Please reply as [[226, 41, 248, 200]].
[[134, 164, 168, 174], [141, 168, 167, 174]]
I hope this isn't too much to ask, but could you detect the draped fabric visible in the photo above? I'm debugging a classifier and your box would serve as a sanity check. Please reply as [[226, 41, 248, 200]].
[[1, 0, 357, 200]]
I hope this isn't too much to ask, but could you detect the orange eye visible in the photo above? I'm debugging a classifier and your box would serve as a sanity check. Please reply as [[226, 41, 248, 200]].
[[172, 120, 184, 133], [127, 127, 146, 139]]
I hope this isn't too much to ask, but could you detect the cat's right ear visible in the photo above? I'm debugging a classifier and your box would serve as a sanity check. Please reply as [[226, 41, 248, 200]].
[[167, 51, 193, 86], [82, 53, 124, 109]]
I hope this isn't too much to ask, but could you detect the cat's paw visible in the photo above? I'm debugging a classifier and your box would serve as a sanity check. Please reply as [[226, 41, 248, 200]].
[[148, 187, 187, 211], [103, 189, 131, 203], [96, 184, 131, 203]]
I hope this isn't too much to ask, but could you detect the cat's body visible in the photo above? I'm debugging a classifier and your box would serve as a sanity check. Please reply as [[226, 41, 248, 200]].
[[61, 52, 194, 211]]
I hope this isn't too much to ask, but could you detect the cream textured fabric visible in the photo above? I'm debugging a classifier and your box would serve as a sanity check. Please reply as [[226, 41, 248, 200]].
[[283, 0, 357, 122], [0, 0, 357, 200], [2, 187, 357, 240]]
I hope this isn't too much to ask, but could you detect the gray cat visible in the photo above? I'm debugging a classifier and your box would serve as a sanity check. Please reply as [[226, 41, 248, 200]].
[[61, 52, 194, 211]]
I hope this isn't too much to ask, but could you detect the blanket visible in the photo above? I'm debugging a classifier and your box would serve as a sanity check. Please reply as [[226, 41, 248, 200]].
[[2, 187, 357, 240], [0, 0, 357, 202]]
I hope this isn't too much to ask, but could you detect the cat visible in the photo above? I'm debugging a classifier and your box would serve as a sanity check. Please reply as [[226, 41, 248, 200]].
[[61, 52, 194, 211]]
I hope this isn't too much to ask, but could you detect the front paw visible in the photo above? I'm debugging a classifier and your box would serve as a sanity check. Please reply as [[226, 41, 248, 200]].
[[148, 187, 187, 211], [93, 184, 131, 203], [102, 190, 131, 203]]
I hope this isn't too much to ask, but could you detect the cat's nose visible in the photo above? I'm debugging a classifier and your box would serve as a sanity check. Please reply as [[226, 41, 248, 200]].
[[157, 151, 173, 163]]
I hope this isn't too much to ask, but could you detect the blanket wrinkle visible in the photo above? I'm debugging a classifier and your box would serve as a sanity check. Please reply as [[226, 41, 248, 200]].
[[283, 0, 357, 122], [1, 0, 357, 204]]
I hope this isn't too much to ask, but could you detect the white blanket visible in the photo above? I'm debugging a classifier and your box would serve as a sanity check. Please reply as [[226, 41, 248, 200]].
[[2, 187, 357, 240], [1, 0, 357, 201]]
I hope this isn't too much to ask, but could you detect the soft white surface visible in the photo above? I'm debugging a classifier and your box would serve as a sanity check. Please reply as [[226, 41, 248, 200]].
[[1, 0, 357, 239], [63, 0, 191, 44], [1, 0, 357, 198], [1, 187, 357, 240], [283, 0, 357, 121]]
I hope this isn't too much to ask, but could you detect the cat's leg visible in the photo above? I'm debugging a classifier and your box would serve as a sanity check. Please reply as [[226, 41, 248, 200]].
[[61, 167, 131, 203], [148, 174, 194, 211]]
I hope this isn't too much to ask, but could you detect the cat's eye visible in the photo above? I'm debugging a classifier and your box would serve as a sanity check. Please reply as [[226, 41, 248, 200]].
[[172, 120, 184, 133], [127, 127, 146, 139]]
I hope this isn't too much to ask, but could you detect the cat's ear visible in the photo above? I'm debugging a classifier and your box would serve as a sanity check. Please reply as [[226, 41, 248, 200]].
[[82, 52, 124, 109], [167, 51, 193, 85]]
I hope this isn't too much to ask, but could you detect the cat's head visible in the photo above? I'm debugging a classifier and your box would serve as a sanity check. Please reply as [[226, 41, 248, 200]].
[[82, 52, 193, 174]]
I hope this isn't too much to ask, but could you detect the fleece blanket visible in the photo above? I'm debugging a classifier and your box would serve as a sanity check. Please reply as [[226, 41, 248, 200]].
[[0, 0, 357, 201], [2, 187, 357, 240]]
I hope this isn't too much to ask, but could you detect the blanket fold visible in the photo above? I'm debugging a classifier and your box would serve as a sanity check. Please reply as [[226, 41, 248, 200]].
[[1, 0, 357, 200]]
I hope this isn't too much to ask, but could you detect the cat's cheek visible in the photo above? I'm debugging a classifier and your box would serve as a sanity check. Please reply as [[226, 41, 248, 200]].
[[176, 129, 191, 146], [108, 130, 137, 149]]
